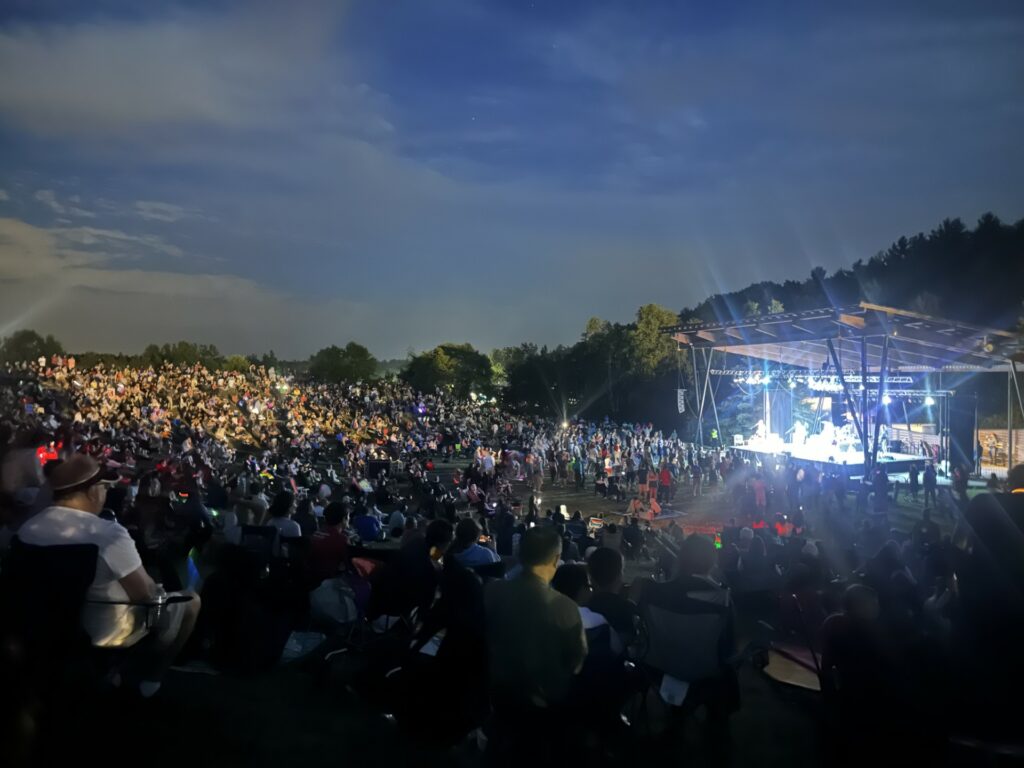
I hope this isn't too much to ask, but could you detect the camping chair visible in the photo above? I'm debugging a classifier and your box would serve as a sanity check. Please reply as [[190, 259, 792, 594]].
[[635, 588, 740, 738], [0, 538, 194, 722], [641, 594, 729, 683], [754, 592, 824, 693], [471, 560, 506, 582], [239, 524, 277, 563]]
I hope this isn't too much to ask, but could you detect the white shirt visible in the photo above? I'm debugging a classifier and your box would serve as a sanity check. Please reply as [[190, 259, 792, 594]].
[[269, 516, 302, 538], [269, 516, 302, 556], [18, 505, 144, 646]]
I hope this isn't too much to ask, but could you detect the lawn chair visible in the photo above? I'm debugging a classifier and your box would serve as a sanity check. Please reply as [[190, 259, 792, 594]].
[[0, 538, 194, 761], [239, 524, 277, 563]]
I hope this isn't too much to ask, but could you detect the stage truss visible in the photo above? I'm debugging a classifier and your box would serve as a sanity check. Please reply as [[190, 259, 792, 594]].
[[664, 302, 1024, 474]]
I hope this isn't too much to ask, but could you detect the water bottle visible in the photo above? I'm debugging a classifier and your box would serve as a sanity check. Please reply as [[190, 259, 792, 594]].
[[152, 583, 167, 626]]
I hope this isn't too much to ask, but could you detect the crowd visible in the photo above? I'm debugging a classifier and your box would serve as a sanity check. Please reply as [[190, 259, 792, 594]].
[[1, 356, 1023, 766]]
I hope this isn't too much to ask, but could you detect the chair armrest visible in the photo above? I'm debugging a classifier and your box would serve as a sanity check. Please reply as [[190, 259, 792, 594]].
[[85, 595, 194, 607]]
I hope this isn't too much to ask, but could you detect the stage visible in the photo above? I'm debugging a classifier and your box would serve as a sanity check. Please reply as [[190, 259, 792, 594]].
[[733, 439, 930, 477]]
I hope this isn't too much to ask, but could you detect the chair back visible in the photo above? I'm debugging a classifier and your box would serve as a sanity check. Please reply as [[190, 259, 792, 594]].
[[641, 591, 728, 682], [279, 535, 310, 562], [0, 538, 99, 681], [239, 525, 277, 561], [471, 560, 506, 581]]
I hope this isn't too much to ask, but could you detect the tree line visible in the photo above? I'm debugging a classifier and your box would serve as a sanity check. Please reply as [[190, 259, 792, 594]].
[[3, 213, 1021, 427]]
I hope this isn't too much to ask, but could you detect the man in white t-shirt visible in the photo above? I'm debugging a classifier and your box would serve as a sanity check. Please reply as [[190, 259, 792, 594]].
[[17, 454, 200, 698]]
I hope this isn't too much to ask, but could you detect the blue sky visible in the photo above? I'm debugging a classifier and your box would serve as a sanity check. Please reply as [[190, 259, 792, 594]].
[[0, 0, 1022, 358]]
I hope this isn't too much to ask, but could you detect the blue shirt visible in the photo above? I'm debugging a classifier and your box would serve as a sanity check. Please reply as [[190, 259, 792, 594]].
[[353, 514, 383, 542], [454, 543, 500, 567]]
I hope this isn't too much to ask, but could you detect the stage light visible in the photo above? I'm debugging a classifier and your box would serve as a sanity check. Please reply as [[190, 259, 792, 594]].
[[789, 381, 797, 389], [561, 420, 569, 429], [924, 396, 935, 406], [882, 394, 892, 405]]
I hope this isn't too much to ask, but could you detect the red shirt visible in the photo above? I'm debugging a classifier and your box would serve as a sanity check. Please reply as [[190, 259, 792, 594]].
[[659, 468, 672, 486], [310, 528, 350, 582]]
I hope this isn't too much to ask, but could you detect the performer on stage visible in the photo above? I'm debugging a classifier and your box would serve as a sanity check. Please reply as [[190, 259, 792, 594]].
[[753, 419, 767, 442]]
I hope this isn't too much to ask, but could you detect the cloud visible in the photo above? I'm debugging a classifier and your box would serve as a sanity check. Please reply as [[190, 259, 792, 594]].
[[33, 188, 94, 218], [34, 189, 64, 214], [0, 189, 9, 201], [0, 4, 349, 136], [53, 225, 183, 259], [0, 216, 540, 357], [134, 201, 191, 222]]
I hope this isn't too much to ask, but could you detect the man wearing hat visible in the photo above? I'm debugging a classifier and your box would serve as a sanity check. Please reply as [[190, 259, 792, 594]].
[[18, 454, 200, 698]]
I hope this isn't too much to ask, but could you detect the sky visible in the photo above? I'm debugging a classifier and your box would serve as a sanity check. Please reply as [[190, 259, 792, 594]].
[[0, 0, 1022, 359]]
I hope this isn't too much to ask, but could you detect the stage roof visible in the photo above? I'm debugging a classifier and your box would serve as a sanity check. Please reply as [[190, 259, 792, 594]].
[[665, 302, 1022, 373]]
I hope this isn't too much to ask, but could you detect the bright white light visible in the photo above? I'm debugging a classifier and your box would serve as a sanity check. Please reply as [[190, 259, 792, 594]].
[[882, 394, 892, 405], [789, 381, 797, 389], [924, 396, 935, 406], [561, 420, 569, 429]]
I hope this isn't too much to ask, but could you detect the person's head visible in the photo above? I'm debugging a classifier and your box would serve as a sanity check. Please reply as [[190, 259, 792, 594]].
[[587, 546, 624, 592], [551, 563, 591, 605], [48, 454, 117, 515], [269, 491, 295, 519], [675, 534, 716, 578], [455, 517, 482, 552], [519, 526, 563, 583], [572, 510, 583, 521], [843, 584, 880, 622], [425, 519, 455, 561], [1007, 463, 1024, 492], [323, 501, 348, 530]]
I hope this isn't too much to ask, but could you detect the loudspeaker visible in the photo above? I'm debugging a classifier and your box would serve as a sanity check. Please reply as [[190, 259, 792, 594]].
[[831, 398, 848, 427], [889, 439, 904, 454], [948, 395, 977, 470]]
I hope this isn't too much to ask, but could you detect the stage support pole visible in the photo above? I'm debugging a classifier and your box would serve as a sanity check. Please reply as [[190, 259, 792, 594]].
[[871, 336, 890, 468], [691, 346, 704, 448], [703, 349, 723, 447], [826, 339, 865, 448], [1011, 360, 1024, 469], [812, 392, 824, 435], [1009, 369, 1014, 472], [861, 336, 870, 472]]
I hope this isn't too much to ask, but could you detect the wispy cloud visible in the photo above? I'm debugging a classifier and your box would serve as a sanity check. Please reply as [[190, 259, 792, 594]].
[[33, 189, 94, 218], [134, 201, 192, 222], [0, 4, 348, 136]]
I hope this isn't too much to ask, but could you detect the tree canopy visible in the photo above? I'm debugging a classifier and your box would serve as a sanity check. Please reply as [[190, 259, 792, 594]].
[[402, 343, 493, 398], [308, 342, 378, 383], [0, 329, 64, 364]]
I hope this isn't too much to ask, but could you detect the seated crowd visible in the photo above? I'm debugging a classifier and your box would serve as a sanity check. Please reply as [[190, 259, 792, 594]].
[[1, 357, 1022, 765]]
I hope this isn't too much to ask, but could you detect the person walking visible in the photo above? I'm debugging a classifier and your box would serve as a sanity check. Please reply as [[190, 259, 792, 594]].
[[923, 462, 938, 508]]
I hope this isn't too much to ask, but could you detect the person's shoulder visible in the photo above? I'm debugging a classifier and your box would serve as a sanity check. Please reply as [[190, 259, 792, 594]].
[[548, 590, 583, 625]]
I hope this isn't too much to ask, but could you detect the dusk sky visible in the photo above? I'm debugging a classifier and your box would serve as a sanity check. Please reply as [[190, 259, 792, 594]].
[[1, 0, 1022, 359]]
